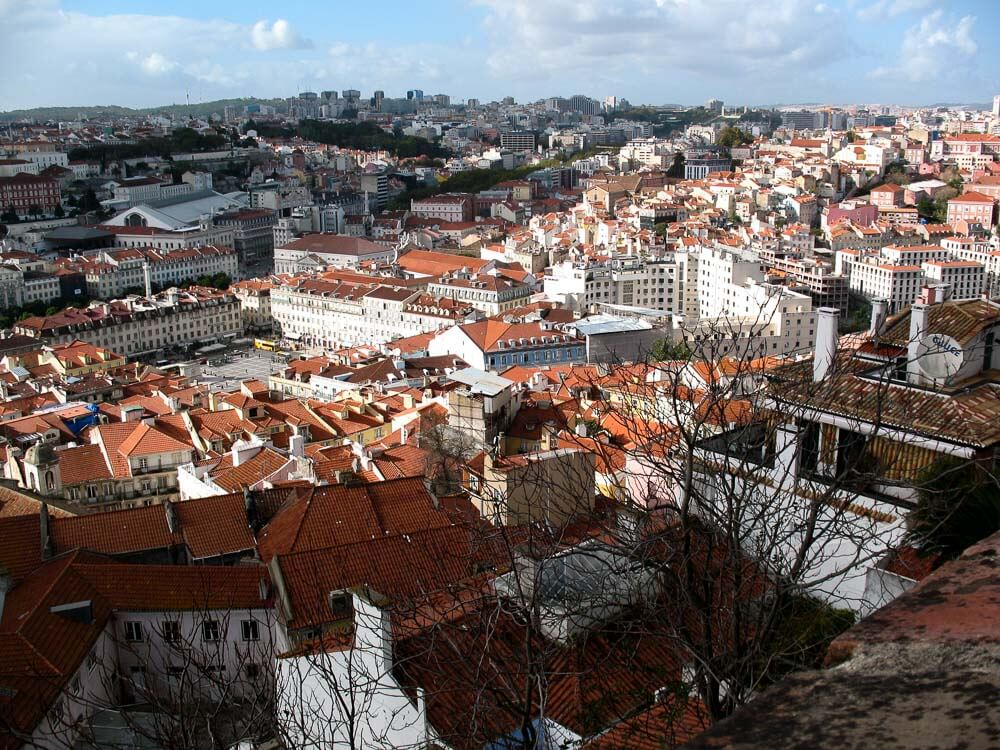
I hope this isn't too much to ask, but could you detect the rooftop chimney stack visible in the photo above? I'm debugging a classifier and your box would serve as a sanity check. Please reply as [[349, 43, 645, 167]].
[[907, 303, 930, 385], [39, 503, 53, 561], [869, 299, 888, 338], [164, 502, 179, 534], [813, 307, 840, 382]]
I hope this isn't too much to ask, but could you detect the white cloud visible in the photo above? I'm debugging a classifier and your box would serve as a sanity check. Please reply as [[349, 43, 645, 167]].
[[857, 0, 933, 22], [474, 0, 850, 88], [868, 10, 977, 83], [250, 19, 310, 51], [139, 52, 178, 76], [0, 5, 333, 108]]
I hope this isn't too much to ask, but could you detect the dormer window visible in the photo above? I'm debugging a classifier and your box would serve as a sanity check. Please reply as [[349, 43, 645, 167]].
[[328, 591, 353, 620]]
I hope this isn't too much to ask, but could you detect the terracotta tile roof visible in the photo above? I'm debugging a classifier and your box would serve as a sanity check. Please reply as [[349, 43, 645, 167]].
[[57, 443, 112, 485], [580, 696, 710, 750], [458, 319, 577, 352], [116, 421, 193, 457], [211, 447, 290, 493], [257, 477, 454, 561], [950, 191, 996, 204], [0, 514, 44, 581], [880, 298, 1000, 347], [273, 525, 481, 630], [373, 443, 429, 480], [50, 504, 176, 555], [171, 494, 258, 559], [0, 487, 72, 519], [884, 546, 941, 581], [305, 443, 357, 483]]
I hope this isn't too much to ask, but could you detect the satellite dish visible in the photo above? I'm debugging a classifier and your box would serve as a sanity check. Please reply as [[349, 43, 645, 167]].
[[917, 333, 964, 380]]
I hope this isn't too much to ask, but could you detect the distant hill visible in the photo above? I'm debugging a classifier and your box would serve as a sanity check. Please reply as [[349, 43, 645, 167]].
[[0, 97, 288, 123]]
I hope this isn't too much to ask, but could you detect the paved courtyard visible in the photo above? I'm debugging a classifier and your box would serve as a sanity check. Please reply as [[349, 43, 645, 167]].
[[197, 350, 287, 390]]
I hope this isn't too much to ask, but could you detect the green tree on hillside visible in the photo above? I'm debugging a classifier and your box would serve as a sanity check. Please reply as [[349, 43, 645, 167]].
[[717, 126, 751, 149]]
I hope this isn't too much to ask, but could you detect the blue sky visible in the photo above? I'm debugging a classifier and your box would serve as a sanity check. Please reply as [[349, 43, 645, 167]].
[[1, 0, 998, 110]]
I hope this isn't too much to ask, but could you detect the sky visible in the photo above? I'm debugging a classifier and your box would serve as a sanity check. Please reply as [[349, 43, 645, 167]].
[[1, 0, 998, 111]]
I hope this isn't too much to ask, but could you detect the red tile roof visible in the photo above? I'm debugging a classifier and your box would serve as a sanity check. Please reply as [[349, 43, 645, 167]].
[[257, 477, 453, 560], [116, 422, 194, 457]]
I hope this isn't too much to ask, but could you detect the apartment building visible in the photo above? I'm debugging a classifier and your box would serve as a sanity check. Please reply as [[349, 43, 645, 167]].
[[928, 133, 1000, 170], [922, 260, 984, 300], [499, 131, 537, 152], [429, 319, 586, 371], [845, 259, 925, 313], [112, 177, 193, 207], [869, 183, 904, 208], [249, 182, 312, 214], [841, 243, 989, 311], [544, 257, 679, 314], [696, 246, 767, 319], [773, 257, 849, 312], [683, 280, 816, 358], [68, 246, 238, 299], [426, 273, 533, 315], [215, 209, 277, 266], [410, 193, 475, 222], [270, 276, 476, 350], [941, 235, 1000, 295], [0, 158, 38, 176], [23, 271, 62, 305], [230, 278, 275, 332], [13, 287, 242, 357], [945, 191, 996, 229], [0, 172, 60, 213], [273, 234, 394, 274]]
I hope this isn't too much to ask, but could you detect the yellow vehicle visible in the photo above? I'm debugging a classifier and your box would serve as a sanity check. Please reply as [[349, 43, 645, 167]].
[[254, 338, 280, 352]]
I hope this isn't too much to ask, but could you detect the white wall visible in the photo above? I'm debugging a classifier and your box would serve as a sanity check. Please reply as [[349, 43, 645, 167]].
[[275, 594, 428, 749]]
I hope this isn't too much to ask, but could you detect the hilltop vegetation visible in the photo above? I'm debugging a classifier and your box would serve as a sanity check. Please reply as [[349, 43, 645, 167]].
[[245, 119, 448, 159], [66, 127, 232, 164], [0, 97, 287, 122]]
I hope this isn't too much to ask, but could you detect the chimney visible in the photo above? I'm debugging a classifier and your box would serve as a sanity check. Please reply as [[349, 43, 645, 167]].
[[0, 571, 11, 622], [869, 299, 888, 338], [422, 476, 440, 509], [907, 303, 930, 385], [813, 307, 840, 382], [244, 488, 259, 532], [289, 433, 305, 458], [232, 440, 257, 467], [121, 404, 143, 423], [39, 502, 54, 561], [575, 420, 588, 437], [164, 502, 180, 534]]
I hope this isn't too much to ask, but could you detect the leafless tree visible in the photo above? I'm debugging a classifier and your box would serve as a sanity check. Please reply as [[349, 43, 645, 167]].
[[14, 302, 984, 750]]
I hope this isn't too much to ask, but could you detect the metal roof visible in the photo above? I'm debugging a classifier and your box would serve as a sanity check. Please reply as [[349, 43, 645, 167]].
[[447, 367, 513, 396], [573, 315, 653, 336]]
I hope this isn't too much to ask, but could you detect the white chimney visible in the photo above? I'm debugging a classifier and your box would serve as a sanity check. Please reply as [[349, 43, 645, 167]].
[[813, 307, 840, 382], [907, 303, 930, 385], [231, 439, 258, 467], [289, 433, 305, 459], [869, 299, 888, 337]]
